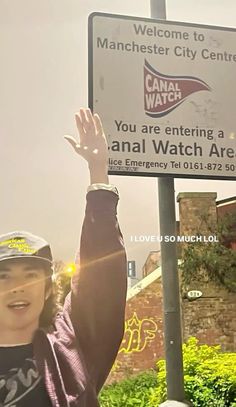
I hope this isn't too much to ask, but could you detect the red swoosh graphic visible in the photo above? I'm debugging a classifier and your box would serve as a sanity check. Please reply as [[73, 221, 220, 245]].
[[144, 60, 211, 117]]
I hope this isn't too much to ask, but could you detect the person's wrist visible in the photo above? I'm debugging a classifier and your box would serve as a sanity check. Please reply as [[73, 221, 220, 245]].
[[89, 162, 109, 184], [87, 184, 119, 196]]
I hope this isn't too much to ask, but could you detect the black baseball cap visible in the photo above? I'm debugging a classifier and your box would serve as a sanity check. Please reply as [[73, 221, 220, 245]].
[[0, 231, 53, 272]]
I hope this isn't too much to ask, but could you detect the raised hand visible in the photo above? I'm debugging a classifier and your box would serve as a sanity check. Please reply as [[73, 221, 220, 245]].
[[64, 108, 109, 184]]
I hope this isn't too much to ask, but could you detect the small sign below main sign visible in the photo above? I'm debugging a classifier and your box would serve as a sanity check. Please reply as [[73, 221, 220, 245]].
[[187, 290, 203, 300]]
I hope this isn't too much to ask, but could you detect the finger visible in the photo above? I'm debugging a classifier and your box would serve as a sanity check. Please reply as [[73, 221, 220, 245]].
[[64, 136, 89, 156], [85, 108, 96, 134], [94, 113, 104, 137], [80, 108, 90, 132], [64, 135, 80, 150], [75, 113, 86, 144]]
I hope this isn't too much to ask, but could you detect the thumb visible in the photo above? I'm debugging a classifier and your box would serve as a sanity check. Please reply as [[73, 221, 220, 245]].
[[64, 135, 80, 152]]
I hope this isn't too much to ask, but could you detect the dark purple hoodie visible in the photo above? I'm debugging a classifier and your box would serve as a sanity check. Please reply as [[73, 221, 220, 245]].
[[33, 190, 127, 406]]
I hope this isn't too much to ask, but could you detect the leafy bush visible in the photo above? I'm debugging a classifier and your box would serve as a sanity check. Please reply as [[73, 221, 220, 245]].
[[99, 370, 157, 407], [99, 338, 236, 407], [149, 337, 236, 407]]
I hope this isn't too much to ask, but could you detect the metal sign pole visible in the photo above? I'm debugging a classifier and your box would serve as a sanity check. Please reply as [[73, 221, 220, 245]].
[[150, 1, 188, 405]]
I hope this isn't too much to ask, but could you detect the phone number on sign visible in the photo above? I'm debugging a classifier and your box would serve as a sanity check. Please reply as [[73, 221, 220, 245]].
[[174, 162, 236, 172]]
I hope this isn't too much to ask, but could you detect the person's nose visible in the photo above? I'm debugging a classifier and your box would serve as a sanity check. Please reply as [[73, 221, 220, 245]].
[[11, 287, 24, 294], [10, 278, 25, 293]]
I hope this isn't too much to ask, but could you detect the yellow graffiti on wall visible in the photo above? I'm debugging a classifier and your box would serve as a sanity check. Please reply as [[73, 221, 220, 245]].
[[111, 360, 122, 373], [119, 312, 158, 354]]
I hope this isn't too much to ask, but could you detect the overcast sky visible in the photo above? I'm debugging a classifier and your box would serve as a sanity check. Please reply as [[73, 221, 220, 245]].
[[1, 0, 236, 274]]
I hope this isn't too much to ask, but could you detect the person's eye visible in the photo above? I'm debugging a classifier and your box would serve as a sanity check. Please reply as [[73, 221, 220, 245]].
[[26, 272, 40, 279]]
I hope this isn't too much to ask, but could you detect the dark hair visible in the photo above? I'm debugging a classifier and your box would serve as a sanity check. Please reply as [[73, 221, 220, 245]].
[[39, 265, 63, 330]]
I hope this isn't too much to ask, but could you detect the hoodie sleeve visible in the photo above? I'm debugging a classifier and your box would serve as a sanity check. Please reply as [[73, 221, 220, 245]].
[[69, 189, 127, 392]]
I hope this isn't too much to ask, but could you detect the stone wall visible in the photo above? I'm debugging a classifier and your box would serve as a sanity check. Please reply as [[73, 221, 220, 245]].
[[178, 192, 236, 352], [142, 250, 161, 278], [182, 285, 236, 351], [177, 192, 217, 236]]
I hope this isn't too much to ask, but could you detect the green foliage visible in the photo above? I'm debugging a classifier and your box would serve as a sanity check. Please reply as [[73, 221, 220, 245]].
[[99, 370, 157, 407], [180, 212, 236, 292], [149, 337, 236, 407], [99, 338, 236, 407]]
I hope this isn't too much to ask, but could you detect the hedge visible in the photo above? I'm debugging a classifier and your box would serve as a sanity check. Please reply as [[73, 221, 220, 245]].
[[99, 337, 236, 407]]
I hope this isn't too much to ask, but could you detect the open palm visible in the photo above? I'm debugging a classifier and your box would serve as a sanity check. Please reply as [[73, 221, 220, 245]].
[[64, 108, 108, 168]]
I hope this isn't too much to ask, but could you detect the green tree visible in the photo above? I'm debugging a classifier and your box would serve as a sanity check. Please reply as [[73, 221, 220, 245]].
[[180, 212, 236, 292]]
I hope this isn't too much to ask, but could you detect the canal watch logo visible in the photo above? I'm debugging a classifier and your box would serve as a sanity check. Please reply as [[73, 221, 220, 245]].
[[144, 60, 211, 117]]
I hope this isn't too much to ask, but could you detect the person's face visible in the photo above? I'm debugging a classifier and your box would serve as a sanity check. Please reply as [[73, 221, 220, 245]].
[[0, 259, 51, 335]]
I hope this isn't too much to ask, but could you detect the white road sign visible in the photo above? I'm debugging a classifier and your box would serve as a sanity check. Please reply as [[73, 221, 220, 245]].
[[88, 13, 236, 180]]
